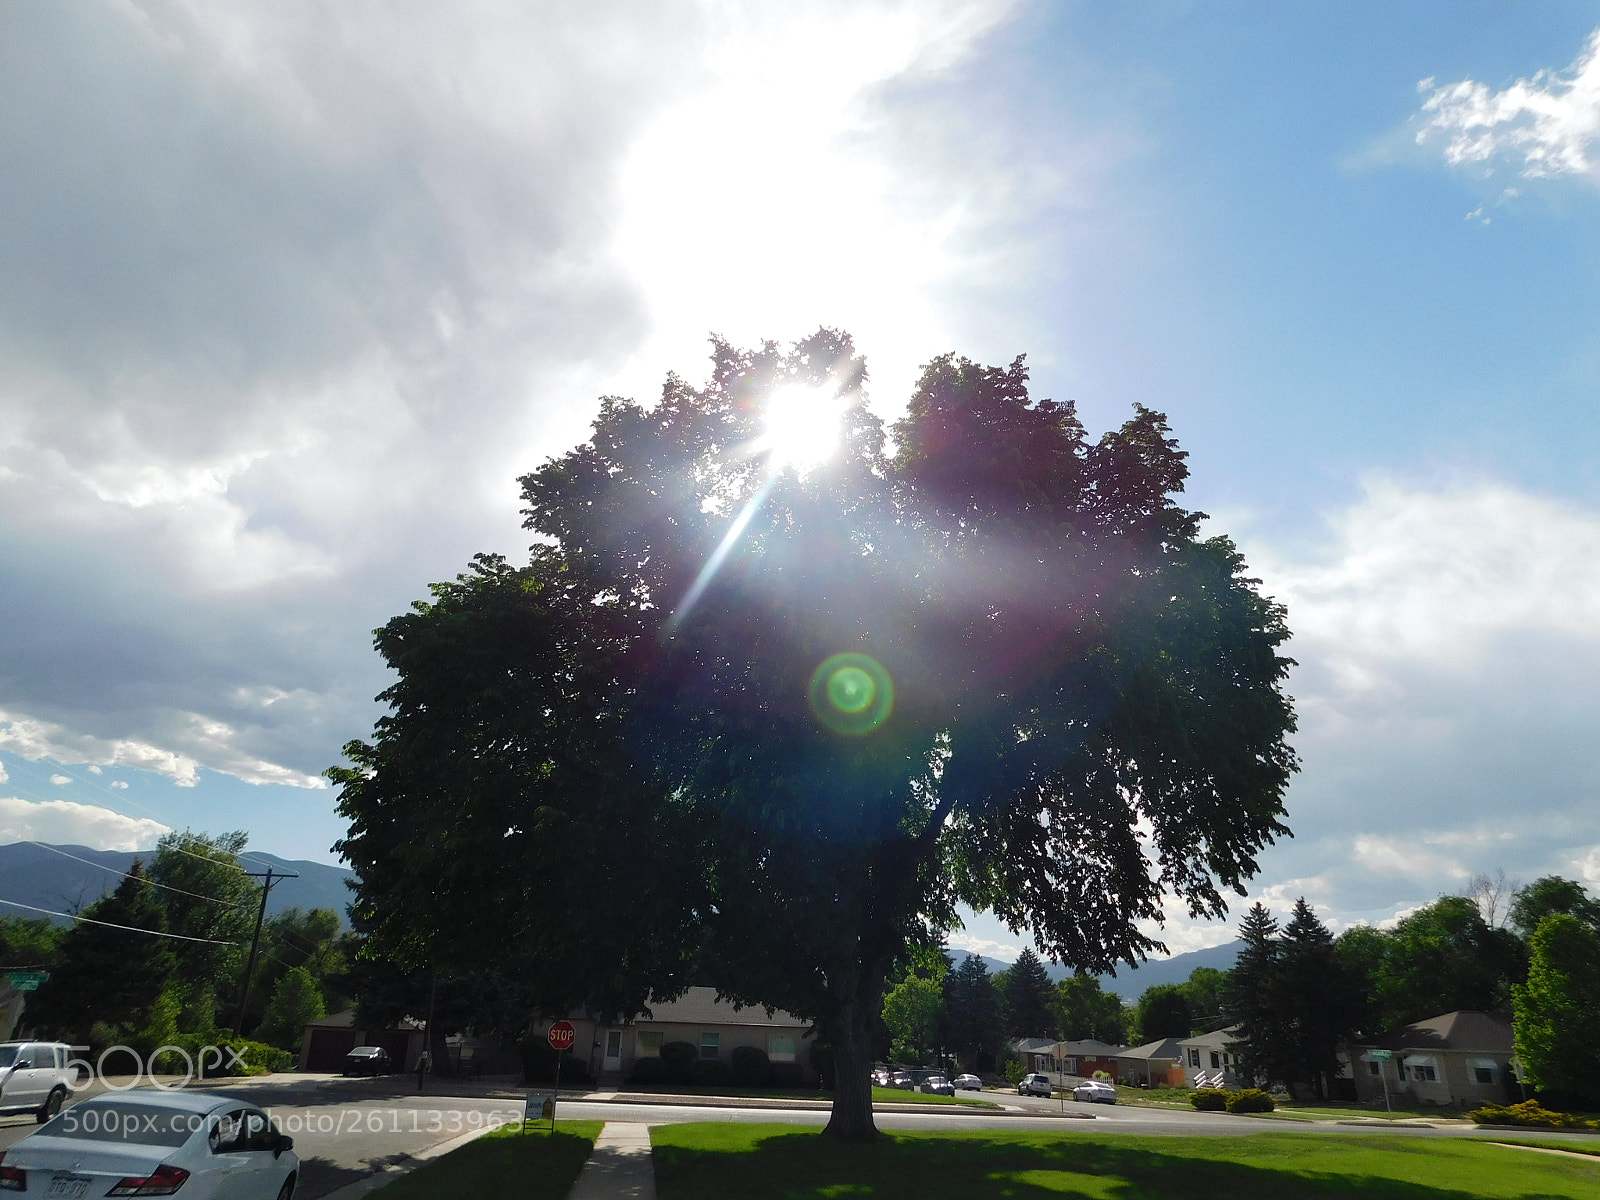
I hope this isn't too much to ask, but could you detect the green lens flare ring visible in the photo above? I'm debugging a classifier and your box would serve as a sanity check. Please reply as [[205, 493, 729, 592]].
[[808, 653, 894, 735]]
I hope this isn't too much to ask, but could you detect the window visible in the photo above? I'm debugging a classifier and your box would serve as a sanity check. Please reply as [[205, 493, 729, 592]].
[[636, 1032, 662, 1058], [1209, 1052, 1221, 1069], [1472, 1067, 1494, 1085], [1368, 1061, 1381, 1076], [605, 1031, 622, 1058], [1188, 1049, 1200, 1068], [769, 1034, 797, 1063], [700, 1032, 720, 1059], [1409, 1064, 1437, 1082]]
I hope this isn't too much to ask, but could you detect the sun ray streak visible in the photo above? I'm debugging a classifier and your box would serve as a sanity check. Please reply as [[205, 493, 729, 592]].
[[665, 472, 778, 635]]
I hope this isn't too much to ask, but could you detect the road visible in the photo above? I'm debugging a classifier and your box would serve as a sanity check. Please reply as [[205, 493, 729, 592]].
[[1, 1077, 1582, 1198]]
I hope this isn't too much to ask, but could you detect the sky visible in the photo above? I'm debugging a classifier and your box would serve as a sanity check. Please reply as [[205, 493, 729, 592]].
[[3, 1, 1599, 961]]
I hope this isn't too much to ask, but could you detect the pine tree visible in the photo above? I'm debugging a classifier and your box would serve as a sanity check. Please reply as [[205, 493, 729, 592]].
[[1224, 902, 1287, 1087], [1004, 949, 1056, 1038], [945, 954, 1002, 1069], [1278, 897, 1363, 1098]]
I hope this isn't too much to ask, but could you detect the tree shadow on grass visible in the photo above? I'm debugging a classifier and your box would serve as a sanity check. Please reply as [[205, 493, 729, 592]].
[[650, 1129, 1600, 1200]]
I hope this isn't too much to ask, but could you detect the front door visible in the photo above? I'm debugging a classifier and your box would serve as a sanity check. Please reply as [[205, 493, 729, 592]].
[[603, 1030, 622, 1073]]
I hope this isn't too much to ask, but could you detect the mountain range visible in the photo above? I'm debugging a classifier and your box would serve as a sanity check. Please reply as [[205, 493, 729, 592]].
[[960, 938, 1242, 1001], [0, 842, 355, 926]]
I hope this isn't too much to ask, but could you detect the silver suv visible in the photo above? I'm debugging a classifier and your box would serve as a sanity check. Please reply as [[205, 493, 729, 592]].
[[1018, 1072, 1052, 1096], [0, 1041, 78, 1122]]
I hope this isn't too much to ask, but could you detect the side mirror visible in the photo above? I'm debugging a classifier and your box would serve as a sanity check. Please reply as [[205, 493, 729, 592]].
[[274, 1135, 293, 1158]]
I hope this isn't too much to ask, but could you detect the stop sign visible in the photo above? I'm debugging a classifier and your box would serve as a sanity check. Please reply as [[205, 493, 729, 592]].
[[547, 1020, 577, 1052]]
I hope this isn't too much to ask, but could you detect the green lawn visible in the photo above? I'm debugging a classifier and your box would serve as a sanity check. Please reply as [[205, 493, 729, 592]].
[[618, 1083, 993, 1107], [650, 1123, 1600, 1199], [366, 1120, 603, 1200]]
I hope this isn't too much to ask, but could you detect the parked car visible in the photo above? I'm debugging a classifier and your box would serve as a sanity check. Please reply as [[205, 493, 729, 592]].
[[1072, 1079, 1118, 1104], [888, 1071, 916, 1090], [872, 1068, 892, 1087], [343, 1045, 393, 1076], [919, 1075, 956, 1097], [0, 1041, 78, 1122], [1018, 1073, 1052, 1096], [0, 1090, 298, 1199], [953, 1073, 983, 1091]]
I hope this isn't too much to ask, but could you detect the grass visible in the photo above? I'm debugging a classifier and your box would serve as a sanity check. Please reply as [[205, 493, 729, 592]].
[[650, 1123, 1600, 1199], [1486, 1138, 1600, 1158], [617, 1083, 994, 1107], [869, 1086, 995, 1108], [1109, 1086, 1453, 1122], [365, 1119, 603, 1200]]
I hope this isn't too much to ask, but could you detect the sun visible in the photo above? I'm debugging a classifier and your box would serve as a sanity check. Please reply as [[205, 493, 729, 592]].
[[760, 384, 849, 471]]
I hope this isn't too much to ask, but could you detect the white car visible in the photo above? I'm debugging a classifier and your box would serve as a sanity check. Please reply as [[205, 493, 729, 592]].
[[0, 1090, 298, 1199], [1018, 1073, 1052, 1096], [0, 1041, 78, 1121], [953, 1073, 983, 1090], [1072, 1079, 1118, 1104]]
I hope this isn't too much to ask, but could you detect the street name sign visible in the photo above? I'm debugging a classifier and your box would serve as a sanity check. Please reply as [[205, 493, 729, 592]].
[[3, 971, 47, 992]]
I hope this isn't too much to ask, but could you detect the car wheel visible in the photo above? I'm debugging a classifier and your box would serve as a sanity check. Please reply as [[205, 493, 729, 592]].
[[275, 1172, 296, 1200], [36, 1087, 65, 1123]]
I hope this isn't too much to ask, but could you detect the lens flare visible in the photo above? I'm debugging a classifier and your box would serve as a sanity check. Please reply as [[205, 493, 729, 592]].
[[761, 384, 848, 471], [808, 652, 894, 735]]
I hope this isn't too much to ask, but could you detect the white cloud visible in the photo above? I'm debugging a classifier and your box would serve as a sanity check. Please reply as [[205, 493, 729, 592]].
[[110, 780, 128, 789], [0, 795, 168, 851], [945, 930, 1025, 962], [1352, 834, 1468, 882], [1578, 846, 1600, 889], [48, 774, 72, 786], [1417, 29, 1600, 184]]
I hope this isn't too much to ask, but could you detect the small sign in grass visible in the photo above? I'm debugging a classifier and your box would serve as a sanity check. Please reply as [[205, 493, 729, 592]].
[[651, 1124, 1600, 1199], [366, 1120, 604, 1200]]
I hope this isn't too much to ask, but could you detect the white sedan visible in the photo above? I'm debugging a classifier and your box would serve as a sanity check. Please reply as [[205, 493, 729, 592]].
[[1072, 1079, 1118, 1104], [952, 1074, 983, 1090], [0, 1090, 298, 1199]]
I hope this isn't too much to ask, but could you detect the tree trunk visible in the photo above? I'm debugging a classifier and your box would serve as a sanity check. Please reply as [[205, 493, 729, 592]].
[[823, 987, 880, 1140]]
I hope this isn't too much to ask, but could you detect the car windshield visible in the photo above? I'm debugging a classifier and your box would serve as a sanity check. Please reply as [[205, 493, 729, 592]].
[[39, 1103, 208, 1148], [351, 1047, 381, 1056], [0, 1046, 18, 1069]]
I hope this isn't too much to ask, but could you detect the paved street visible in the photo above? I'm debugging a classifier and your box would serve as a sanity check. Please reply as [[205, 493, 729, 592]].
[[2, 1076, 1585, 1199]]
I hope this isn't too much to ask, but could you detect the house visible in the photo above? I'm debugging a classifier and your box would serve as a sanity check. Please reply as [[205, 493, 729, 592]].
[[1351, 1011, 1516, 1108], [298, 1010, 428, 1073], [1052, 1039, 1123, 1082], [1179, 1026, 1243, 1088], [546, 986, 816, 1085], [1116, 1037, 1187, 1087], [1010, 1037, 1059, 1074]]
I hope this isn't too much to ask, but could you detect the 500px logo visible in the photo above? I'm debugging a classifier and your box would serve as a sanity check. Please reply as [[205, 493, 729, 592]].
[[65, 1045, 252, 1091]]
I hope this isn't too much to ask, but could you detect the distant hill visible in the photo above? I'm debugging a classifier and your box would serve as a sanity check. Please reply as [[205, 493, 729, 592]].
[[0, 842, 355, 927], [958, 939, 1242, 1000]]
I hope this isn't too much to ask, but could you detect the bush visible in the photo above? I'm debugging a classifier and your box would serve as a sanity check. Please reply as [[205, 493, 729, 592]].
[[730, 1045, 770, 1086], [661, 1041, 698, 1086], [519, 1040, 593, 1087], [1002, 1057, 1025, 1086], [691, 1058, 732, 1087], [155, 1035, 292, 1078], [628, 1056, 666, 1085], [770, 1061, 807, 1089], [1469, 1100, 1599, 1129], [1190, 1088, 1229, 1111], [1226, 1088, 1275, 1113]]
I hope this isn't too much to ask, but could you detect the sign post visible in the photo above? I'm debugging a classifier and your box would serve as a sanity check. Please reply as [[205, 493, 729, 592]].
[[3, 972, 48, 992], [1368, 1049, 1393, 1114], [545, 1021, 576, 1132]]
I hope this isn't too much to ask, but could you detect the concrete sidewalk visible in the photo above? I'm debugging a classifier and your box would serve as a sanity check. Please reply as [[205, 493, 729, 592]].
[[566, 1123, 656, 1200]]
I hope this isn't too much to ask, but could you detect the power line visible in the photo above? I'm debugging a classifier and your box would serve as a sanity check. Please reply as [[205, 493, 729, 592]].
[[19, 840, 255, 911], [0, 898, 238, 945]]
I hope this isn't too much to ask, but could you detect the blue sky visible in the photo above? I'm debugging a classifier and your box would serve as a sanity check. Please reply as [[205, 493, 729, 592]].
[[3, 1, 1599, 959]]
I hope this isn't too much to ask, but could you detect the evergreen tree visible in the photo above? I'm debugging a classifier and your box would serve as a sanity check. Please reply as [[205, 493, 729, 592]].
[[1513, 914, 1600, 1107], [1277, 897, 1364, 1098], [1134, 984, 1191, 1042], [1004, 949, 1056, 1038], [1054, 973, 1128, 1043], [1224, 902, 1289, 1087], [31, 863, 175, 1042], [945, 954, 1003, 1069]]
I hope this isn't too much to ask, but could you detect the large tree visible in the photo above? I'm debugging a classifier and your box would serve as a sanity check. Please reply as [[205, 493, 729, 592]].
[[1369, 896, 1526, 1030], [1054, 973, 1128, 1045], [1276, 898, 1364, 1098], [333, 333, 1297, 1137], [1513, 914, 1600, 1106], [147, 830, 260, 1030], [1134, 984, 1192, 1042], [1002, 949, 1058, 1039], [1225, 903, 1290, 1087], [1509, 877, 1600, 941], [944, 954, 1003, 1069]]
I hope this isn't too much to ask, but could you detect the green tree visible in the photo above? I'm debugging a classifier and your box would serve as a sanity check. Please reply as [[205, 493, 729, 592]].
[[31, 863, 175, 1042], [147, 831, 259, 1029], [1509, 877, 1600, 941], [333, 334, 1298, 1138], [882, 974, 945, 1065], [944, 954, 1003, 1069], [1180, 966, 1227, 1030], [256, 967, 327, 1052], [0, 917, 63, 972], [1513, 914, 1600, 1106], [1276, 898, 1364, 1098], [1054, 973, 1128, 1044], [1225, 903, 1290, 1087], [1134, 984, 1191, 1042], [1003, 949, 1058, 1038], [1370, 896, 1526, 1029]]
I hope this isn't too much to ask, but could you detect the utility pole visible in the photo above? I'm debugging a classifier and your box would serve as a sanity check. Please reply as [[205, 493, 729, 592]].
[[234, 866, 298, 1034]]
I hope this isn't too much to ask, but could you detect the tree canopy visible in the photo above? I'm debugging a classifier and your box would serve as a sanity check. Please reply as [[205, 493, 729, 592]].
[[332, 332, 1298, 1137]]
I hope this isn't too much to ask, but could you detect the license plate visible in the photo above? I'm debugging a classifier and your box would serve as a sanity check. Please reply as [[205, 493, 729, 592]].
[[47, 1177, 90, 1198]]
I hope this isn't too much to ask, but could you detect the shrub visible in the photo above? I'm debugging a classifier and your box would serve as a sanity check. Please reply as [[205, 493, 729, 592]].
[[1469, 1100, 1599, 1129], [628, 1056, 666, 1085], [1002, 1057, 1025, 1086], [160, 1035, 292, 1078], [1226, 1088, 1275, 1113], [730, 1045, 770, 1086], [770, 1061, 807, 1089], [661, 1041, 698, 1086], [691, 1057, 732, 1087], [519, 1040, 592, 1086], [1190, 1088, 1229, 1111]]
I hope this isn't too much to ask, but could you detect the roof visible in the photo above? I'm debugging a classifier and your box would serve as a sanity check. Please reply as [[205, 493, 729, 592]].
[[1117, 1037, 1185, 1062], [1054, 1039, 1124, 1056], [1010, 1037, 1056, 1053], [638, 986, 809, 1029], [1178, 1026, 1241, 1050], [1359, 1011, 1514, 1055]]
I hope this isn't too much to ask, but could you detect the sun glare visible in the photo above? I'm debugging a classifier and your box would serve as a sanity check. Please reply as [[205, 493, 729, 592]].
[[761, 384, 848, 471]]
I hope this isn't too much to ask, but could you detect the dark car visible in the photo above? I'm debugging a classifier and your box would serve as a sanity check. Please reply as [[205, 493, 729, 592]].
[[344, 1045, 393, 1076], [888, 1071, 916, 1090]]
